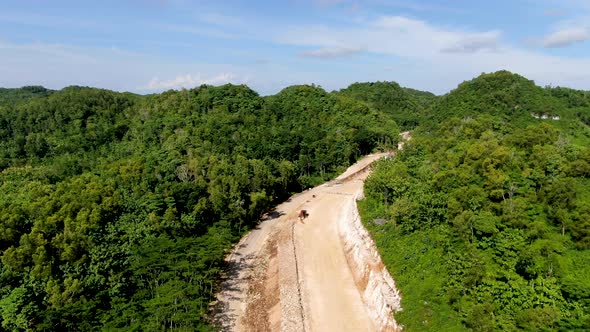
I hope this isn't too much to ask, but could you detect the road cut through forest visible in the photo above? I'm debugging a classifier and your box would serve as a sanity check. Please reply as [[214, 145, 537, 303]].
[[213, 152, 403, 332]]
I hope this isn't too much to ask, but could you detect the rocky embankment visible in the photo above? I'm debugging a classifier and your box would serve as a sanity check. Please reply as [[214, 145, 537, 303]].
[[339, 190, 402, 331]]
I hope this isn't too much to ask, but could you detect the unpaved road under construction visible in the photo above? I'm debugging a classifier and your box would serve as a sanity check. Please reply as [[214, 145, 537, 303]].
[[213, 153, 401, 332]]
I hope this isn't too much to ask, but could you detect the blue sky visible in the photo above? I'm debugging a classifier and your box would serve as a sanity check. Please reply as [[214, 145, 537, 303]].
[[1, 0, 590, 95]]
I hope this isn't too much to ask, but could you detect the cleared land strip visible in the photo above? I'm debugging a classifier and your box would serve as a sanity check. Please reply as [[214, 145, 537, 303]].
[[213, 152, 400, 331]]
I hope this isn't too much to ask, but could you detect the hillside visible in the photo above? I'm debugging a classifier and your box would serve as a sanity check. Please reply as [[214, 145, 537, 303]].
[[429, 71, 553, 120], [0, 84, 400, 331], [1, 70, 589, 331], [0, 86, 55, 106], [360, 71, 590, 331], [336, 81, 436, 129]]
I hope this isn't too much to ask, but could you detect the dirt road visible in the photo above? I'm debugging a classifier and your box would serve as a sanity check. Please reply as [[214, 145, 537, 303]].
[[213, 153, 398, 331]]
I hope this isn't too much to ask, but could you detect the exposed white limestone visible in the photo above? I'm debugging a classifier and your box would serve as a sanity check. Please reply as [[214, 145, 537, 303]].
[[338, 190, 402, 332]]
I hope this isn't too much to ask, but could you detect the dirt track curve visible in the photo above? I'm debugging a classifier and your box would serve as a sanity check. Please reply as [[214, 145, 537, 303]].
[[213, 152, 400, 332]]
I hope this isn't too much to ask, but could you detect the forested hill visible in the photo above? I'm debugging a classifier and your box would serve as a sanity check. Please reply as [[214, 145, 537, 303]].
[[360, 71, 590, 331], [0, 86, 55, 106], [0, 83, 408, 331], [2, 71, 588, 331], [336, 81, 437, 129], [425, 71, 589, 133]]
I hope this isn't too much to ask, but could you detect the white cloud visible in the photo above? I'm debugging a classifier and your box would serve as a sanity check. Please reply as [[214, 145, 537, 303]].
[[0, 40, 98, 63], [142, 73, 239, 90], [277, 16, 502, 57], [541, 27, 590, 47], [275, 15, 590, 93], [299, 46, 364, 58], [0, 40, 145, 90], [441, 31, 500, 53], [0, 39, 254, 93], [3, 5, 590, 98]]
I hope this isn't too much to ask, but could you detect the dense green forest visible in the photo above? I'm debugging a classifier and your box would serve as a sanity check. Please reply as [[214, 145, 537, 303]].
[[360, 71, 590, 331], [2, 71, 589, 331], [0, 86, 55, 107], [337, 81, 436, 130], [0, 83, 402, 331]]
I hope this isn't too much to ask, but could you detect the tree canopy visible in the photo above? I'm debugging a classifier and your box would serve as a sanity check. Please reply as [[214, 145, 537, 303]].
[[360, 71, 590, 331], [336, 81, 436, 129], [0, 82, 401, 331]]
